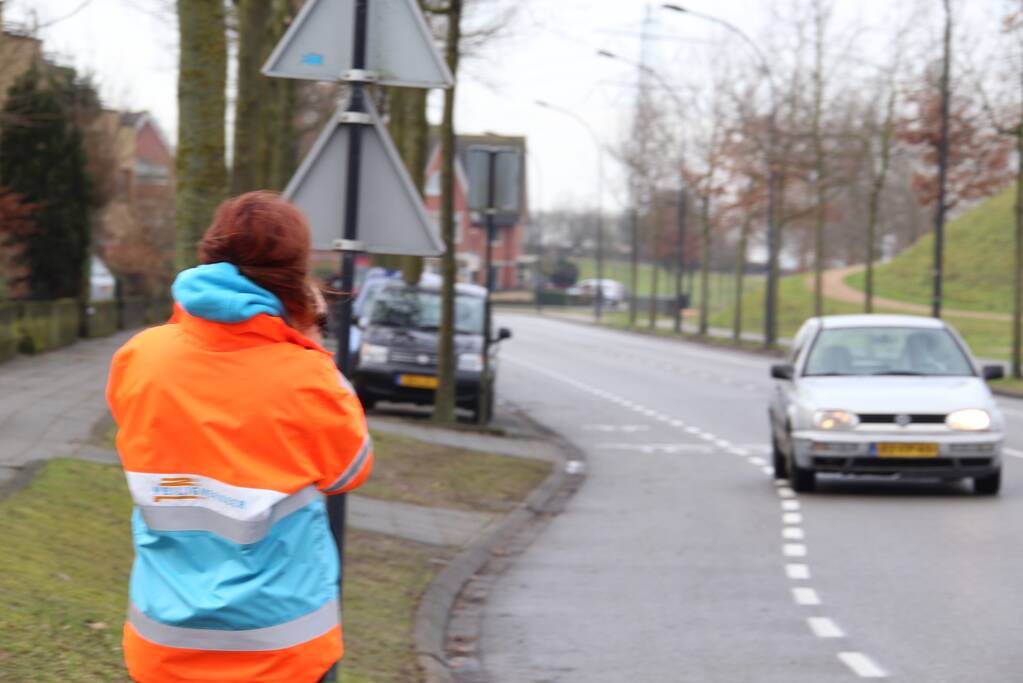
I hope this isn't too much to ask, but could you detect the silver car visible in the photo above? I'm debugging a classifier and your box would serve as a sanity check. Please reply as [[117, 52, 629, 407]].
[[769, 315, 1005, 495]]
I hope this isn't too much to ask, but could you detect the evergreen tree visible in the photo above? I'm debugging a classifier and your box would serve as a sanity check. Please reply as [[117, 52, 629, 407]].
[[0, 70, 92, 300]]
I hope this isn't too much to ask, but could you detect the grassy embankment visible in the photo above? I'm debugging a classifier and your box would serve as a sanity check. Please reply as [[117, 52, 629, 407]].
[[0, 432, 550, 682], [845, 187, 1017, 315]]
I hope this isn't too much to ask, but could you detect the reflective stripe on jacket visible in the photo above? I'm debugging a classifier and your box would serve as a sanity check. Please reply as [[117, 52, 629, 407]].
[[107, 276, 372, 683]]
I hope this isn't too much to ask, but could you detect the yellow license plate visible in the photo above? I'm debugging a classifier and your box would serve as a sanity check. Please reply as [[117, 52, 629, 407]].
[[875, 442, 940, 458], [397, 374, 438, 389]]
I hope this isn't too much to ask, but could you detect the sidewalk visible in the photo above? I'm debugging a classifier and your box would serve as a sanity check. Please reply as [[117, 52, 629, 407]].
[[0, 332, 547, 549]]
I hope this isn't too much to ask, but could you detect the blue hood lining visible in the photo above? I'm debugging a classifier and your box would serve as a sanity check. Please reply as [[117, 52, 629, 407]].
[[172, 263, 285, 324]]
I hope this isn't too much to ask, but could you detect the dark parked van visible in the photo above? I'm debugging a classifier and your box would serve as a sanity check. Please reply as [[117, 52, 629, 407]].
[[352, 279, 511, 421]]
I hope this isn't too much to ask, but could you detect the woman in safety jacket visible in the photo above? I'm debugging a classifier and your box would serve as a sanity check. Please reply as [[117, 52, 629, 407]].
[[106, 191, 373, 683]]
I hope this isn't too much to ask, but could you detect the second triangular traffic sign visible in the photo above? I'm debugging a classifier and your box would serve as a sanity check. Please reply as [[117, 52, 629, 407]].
[[284, 96, 445, 256]]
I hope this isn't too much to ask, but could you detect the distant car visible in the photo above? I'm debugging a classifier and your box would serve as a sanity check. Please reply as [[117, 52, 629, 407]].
[[353, 279, 511, 421], [768, 314, 1005, 494], [566, 278, 626, 307]]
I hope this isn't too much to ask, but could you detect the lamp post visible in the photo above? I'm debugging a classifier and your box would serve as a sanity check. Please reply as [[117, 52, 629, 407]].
[[662, 3, 780, 348], [535, 100, 606, 322], [597, 49, 689, 334]]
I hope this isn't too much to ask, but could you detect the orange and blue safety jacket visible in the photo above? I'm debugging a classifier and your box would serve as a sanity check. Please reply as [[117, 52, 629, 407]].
[[106, 262, 373, 683]]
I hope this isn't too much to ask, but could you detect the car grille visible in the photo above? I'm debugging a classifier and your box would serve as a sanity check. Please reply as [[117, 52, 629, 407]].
[[389, 350, 438, 366], [857, 414, 947, 424]]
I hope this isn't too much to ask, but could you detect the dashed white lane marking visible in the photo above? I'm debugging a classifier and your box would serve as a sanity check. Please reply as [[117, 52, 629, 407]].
[[781, 500, 800, 512], [785, 563, 811, 580], [792, 587, 821, 605], [670, 419, 686, 427], [732, 448, 751, 456], [777, 487, 796, 498], [808, 617, 845, 639], [783, 512, 803, 525], [685, 426, 701, 434], [838, 652, 888, 678], [783, 527, 805, 540], [715, 439, 731, 448], [762, 466, 774, 476], [1004, 447, 1023, 459], [749, 456, 767, 466], [783, 543, 807, 557], [699, 433, 717, 441]]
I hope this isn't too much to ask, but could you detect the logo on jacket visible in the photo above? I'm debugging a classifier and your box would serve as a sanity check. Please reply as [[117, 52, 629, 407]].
[[151, 476, 246, 508]]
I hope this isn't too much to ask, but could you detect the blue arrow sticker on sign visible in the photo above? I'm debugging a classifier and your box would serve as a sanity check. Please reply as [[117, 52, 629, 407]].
[[301, 53, 324, 66]]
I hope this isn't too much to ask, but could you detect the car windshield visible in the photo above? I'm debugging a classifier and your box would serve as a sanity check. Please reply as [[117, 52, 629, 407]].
[[370, 288, 485, 335], [802, 326, 974, 377]]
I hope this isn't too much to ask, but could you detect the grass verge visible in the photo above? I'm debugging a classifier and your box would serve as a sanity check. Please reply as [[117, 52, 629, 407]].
[[360, 431, 551, 513], [1, 421, 548, 681]]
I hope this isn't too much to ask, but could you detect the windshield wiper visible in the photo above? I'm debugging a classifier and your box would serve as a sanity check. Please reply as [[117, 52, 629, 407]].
[[871, 370, 926, 376]]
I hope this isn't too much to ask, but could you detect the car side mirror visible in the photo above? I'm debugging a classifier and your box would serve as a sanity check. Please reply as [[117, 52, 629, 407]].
[[495, 327, 512, 342], [983, 364, 1005, 381], [771, 363, 794, 380]]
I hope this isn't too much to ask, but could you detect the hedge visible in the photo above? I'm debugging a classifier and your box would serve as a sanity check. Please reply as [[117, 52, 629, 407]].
[[15, 299, 80, 354], [84, 301, 119, 338], [0, 302, 17, 362]]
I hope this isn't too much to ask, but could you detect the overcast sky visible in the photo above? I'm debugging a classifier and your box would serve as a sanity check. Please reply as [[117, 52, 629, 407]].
[[4, 0, 1005, 212]]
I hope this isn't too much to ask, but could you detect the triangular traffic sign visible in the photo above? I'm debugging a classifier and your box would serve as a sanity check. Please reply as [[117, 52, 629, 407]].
[[284, 96, 445, 256], [262, 0, 453, 89]]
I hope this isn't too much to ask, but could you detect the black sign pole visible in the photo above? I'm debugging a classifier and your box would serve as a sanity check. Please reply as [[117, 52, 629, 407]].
[[324, 1, 369, 681]]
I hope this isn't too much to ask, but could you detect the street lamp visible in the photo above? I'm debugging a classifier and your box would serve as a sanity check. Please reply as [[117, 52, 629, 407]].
[[597, 48, 689, 335], [535, 100, 606, 322], [662, 3, 781, 348]]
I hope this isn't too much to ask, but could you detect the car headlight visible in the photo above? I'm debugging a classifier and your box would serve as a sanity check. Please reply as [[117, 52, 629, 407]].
[[814, 410, 859, 430], [457, 353, 484, 372], [946, 409, 991, 431], [359, 343, 389, 365]]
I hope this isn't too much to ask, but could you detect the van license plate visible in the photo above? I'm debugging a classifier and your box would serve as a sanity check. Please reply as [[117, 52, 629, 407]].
[[397, 374, 438, 389]]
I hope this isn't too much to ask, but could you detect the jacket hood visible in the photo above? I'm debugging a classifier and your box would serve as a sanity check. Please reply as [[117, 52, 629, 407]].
[[172, 262, 285, 323]]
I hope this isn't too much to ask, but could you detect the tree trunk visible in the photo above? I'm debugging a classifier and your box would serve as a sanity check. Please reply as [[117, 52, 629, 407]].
[[649, 257, 658, 329], [384, 86, 428, 282], [733, 212, 751, 343], [629, 207, 639, 326], [698, 193, 711, 336], [811, 0, 826, 317], [265, 0, 298, 191], [231, 0, 271, 194], [1013, 127, 1023, 378], [176, 0, 227, 270], [433, 0, 463, 424]]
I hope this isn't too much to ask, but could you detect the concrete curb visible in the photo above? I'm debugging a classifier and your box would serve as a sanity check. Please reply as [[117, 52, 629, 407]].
[[412, 411, 584, 683]]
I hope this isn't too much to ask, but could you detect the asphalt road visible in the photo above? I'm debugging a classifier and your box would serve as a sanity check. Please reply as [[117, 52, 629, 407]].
[[480, 313, 1023, 682]]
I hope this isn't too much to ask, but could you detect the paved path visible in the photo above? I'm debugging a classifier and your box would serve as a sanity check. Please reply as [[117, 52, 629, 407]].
[[0, 332, 525, 549], [816, 264, 1012, 321]]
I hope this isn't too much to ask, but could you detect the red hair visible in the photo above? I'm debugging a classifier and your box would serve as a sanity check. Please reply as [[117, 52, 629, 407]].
[[198, 191, 315, 330]]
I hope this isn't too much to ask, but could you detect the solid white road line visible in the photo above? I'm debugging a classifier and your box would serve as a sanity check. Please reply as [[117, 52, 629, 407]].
[[781, 500, 801, 511], [785, 563, 811, 580], [792, 587, 821, 605], [1004, 447, 1023, 459], [783, 527, 805, 540], [808, 617, 845, 638], [838, 652, 888, 678], [783, 543, 807, 557]]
